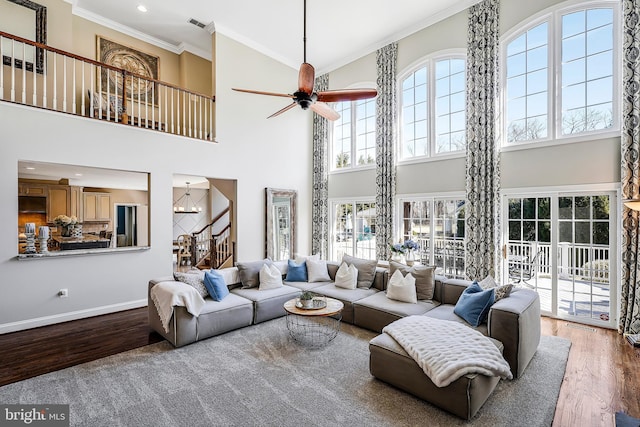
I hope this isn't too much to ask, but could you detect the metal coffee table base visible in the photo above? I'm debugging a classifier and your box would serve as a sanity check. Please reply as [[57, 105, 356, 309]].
[[285, 312, 342, 347]]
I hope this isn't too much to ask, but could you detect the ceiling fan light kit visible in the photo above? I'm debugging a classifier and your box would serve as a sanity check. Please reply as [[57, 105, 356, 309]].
[[232, 0, 377, 121]]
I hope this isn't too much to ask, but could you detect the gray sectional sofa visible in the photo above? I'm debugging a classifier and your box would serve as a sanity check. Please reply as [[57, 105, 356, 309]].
[[149, 258, 541, 419]]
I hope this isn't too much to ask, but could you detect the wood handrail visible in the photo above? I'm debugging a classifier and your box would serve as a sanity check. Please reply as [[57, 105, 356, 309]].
[[0, 31, 215, 101], [193, 207, 230, 236], [212, 224, 231, 239]]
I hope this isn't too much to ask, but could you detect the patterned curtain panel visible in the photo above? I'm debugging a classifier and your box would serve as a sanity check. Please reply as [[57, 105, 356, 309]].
[[375, 43, 398, 260], [464, 0, 501, 280], [312, 74, 330, 259], [620, 0, 640, 335]]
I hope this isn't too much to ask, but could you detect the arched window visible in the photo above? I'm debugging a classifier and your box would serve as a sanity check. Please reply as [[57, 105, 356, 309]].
[[399, 54, 466, 160], [503, 2, 618, 145]]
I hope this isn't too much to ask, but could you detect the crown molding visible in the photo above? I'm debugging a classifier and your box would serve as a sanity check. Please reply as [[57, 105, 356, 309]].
[[177, 42, 211, 60], [214, 23, 299, 71]]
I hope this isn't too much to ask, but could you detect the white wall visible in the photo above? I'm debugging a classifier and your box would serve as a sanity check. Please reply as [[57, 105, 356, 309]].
[[0, 34, 312, 333]]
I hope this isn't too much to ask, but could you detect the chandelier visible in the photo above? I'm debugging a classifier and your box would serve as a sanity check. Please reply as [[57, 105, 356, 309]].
[[173, 182, 202, 214]]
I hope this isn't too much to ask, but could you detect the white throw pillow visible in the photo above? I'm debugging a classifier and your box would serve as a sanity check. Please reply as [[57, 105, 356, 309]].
[[386, 270, 417, 304], [294, 253, 320, 264], [306, 259, 331, 282], [334, 262, 358, 289], [479, 275, 497, 290], [259, 263, 283, 290]]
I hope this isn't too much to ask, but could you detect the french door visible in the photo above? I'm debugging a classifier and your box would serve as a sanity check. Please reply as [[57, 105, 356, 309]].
[[502, 191, 617, 327]]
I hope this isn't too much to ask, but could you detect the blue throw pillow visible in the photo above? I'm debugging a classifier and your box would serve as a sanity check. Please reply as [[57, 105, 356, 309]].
[[203, 270, 230, 301], [453, 282, 495, 327], [285, 259, 308, 282]]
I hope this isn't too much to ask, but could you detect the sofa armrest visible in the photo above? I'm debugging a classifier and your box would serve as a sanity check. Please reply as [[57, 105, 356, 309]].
[[487, 288, 541, 378]]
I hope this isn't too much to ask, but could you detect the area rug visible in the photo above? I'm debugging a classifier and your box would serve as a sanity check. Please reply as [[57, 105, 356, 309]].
[[0, 318, 570, 426]]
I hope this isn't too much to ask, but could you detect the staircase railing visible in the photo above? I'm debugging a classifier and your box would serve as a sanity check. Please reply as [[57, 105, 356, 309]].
[[191, 206, 234, 269], [0, 31, 215, 141]]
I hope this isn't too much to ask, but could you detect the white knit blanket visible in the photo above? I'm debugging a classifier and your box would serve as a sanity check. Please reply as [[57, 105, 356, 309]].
[[382, 316, 513, 387], [150, 281, 205, 333]]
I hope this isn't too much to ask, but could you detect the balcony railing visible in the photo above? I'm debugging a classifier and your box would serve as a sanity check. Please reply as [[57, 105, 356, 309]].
[[0, 31, 215, 141]]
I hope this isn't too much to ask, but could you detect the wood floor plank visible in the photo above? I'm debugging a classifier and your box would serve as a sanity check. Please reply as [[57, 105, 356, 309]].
[[543, 318, 640, 426], [0, 310, 638, 426]]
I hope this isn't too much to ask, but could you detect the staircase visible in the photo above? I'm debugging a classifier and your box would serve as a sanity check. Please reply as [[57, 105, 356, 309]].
[[190, 204, 234, 269]]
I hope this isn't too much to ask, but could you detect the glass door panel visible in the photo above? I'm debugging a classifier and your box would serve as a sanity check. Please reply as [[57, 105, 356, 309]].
[[504, 192, 615, 327]]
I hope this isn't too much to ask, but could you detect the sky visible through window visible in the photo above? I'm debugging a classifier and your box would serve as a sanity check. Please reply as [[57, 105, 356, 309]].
[[506, 7, 613, 143]]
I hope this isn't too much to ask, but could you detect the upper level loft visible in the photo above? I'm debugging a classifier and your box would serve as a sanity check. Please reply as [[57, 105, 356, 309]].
[[0, 31, 216, 142]]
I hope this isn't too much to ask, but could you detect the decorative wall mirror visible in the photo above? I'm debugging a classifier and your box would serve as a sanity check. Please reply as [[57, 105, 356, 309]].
[[265, 188, 297, 261]]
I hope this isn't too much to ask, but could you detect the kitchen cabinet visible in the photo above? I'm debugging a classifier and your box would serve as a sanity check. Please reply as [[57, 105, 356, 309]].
[[83, 193, 111, 221], [19, 183, 47, 196], [69, 186, 82, 218], [47, 186, 70, 222]]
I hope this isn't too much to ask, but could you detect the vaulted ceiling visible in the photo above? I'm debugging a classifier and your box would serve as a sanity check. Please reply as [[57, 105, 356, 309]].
[[69, 0, 481, 73]]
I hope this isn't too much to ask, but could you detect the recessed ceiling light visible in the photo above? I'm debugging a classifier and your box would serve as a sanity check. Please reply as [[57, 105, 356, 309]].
[[75, 173, 83, 177], [137, 5, 147, 13], [25, 167, 35, 170]]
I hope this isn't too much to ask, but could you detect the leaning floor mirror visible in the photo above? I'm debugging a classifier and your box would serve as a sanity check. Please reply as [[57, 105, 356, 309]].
[[265, 188, 297, 261]]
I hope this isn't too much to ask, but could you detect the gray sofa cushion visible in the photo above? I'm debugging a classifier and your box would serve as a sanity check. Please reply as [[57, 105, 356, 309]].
[[389, 261, 435, 300], [353, 291, 440, 333], [237, 259, 272, 289], [342, 254, 378, 288], [312, 283, 379, 303], [355, 291, 439, 318], [230, 284, 301, 324], [284, 281, 330, 291]]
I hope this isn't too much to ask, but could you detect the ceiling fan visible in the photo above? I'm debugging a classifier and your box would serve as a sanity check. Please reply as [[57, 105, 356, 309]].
[[232, 0, 378, 121]]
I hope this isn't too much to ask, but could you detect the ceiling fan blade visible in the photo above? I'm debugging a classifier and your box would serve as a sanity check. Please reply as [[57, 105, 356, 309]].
[[267, 102, 298, 119], [310, 102, 340, 121], [298, 63, 315, 94], [316, 88, 378, 103], [232, 88, 294, 98]]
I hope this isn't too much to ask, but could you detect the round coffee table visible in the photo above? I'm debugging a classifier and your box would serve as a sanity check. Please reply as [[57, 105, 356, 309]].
[[283, 297, 344, 347]]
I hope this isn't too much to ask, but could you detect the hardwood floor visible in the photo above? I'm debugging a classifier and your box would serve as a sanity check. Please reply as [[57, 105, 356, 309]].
[[544, 318, 640, 426], [0, 308, 163, 387], [0, 310, 638, 426]]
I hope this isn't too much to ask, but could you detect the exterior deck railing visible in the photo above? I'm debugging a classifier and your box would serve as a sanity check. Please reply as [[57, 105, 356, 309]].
[[0, 31, 215, 141]]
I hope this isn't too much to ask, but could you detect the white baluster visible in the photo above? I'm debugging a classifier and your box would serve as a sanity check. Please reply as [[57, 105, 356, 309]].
[[32, 42, 36, 106], [21, 41, 26, 104], [52, 53, 57, 110], [42, 50, 47, 108], [81, 61, 85, 116], [62, 55, 67, 112], [10, 39, 15, 102], [72, 58, 76, 114]]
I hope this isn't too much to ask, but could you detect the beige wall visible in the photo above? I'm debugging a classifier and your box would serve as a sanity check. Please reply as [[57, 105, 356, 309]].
[[179, 51, 213, 95]]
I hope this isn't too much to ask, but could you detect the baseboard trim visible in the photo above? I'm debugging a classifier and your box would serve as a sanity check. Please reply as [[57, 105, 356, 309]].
[[0, 299, 148, 334]]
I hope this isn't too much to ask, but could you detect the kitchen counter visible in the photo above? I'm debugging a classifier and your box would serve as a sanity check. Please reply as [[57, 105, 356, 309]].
[[52, 234, 111, 250]]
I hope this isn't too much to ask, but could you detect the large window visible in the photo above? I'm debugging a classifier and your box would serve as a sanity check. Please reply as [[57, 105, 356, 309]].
[[331, 200, 376, 260], [332, 97, 376, 170], [504, 3, 617, 144], [400, 55, 466, 160], [398, 197, 466, 279]]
